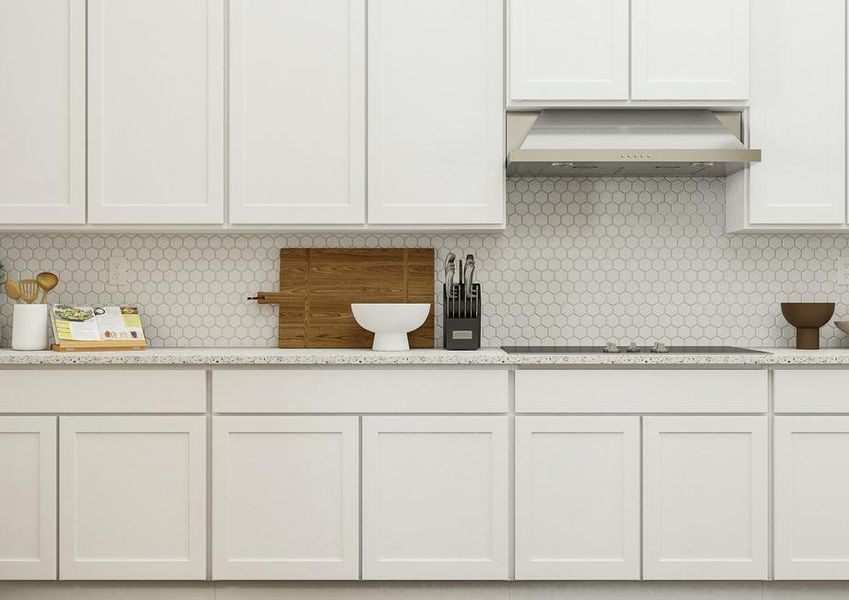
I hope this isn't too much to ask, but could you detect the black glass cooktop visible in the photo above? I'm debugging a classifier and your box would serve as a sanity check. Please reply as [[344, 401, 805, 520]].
[[502, 346, 767, 354]]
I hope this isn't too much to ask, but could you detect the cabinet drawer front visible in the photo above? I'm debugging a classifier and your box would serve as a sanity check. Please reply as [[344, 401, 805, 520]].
[[0, 370, 206, 413], [774, 370, 849, 413], [516, 370, 767, 413], [213, 369, 508, 413]]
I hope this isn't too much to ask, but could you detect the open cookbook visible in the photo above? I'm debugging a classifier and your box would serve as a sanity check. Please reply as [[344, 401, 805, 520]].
[[50, 305, 147, 351]]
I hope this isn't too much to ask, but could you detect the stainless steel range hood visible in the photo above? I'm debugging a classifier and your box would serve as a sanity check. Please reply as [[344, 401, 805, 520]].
[[507, 110, 761, 177]]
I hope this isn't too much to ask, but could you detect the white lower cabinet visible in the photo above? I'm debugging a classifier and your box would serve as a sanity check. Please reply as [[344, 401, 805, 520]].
[[362, 416, 508, 580], [0, 417, 57, 580], [515, 416, 640, 580], [642, 416, 768, 580], [774, 417, 849, 580], [212, 416, 359, 580], [59, 417, 207, 580]]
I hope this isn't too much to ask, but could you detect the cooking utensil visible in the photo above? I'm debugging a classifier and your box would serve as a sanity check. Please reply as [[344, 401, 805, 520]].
[[443, 252, 455, 281], [835, 321, 849, 336], [18, 279, 40, 304], [4, 279, 22, 303], [446, 261, 456, 318], [464, 255, 475, 300], [36, 272, 59, 304]]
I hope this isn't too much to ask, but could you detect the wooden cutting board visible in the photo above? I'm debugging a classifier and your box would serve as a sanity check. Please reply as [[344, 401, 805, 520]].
[[255, 248, 434, 349]]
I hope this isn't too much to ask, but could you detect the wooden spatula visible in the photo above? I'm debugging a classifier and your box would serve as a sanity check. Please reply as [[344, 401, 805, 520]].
[[19, 279, 40, 304]]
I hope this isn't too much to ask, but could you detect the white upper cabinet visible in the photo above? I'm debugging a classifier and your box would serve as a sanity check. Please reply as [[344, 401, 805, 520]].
[[0, 0, 84, 224], [509, 0, 629, 102], [745, 0, 846, 226], [367, 0, 504, 225], [515, 416, 640, 580], [228, 0, 365, 225], [774, 417, 849, 580], [631, 0, 750, 100], [0, 417, 57, 580], [87, 0, 224, 224], [642, 416, 768, 580]]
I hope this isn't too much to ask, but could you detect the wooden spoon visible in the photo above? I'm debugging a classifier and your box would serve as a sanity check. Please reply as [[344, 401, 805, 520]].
[[19, 279, 40, 304], [4, 279, 22, 303], [36, 272, 59, 304]]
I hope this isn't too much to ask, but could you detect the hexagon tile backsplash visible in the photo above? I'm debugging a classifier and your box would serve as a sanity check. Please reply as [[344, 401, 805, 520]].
[[1, 177, 848, 349]]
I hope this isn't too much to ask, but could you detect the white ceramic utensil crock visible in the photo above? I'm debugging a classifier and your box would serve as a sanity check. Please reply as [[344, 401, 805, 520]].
[[12, 304, 49, 351]]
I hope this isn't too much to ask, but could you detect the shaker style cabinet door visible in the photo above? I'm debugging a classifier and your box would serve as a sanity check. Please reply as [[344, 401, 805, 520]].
[[509, 0, 629, 102], [362, 416, 508, 579], [774, 417, 849, 580], [747, 0, 846, 225], [59, 417, 206, 580], [515, 417, 640, 580], [0, 0, 84, 224], [367, 0, 504, 225], [87, 0, 224, 224], [0, 417, 57, 580], [212, 417, 360, 580], [642, 416, 768, 580], [631, 0, 750, 100], [228, 0, 365, 225]]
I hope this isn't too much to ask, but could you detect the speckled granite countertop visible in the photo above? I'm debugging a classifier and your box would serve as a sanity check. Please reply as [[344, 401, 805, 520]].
[[2, 347, 849, 366]]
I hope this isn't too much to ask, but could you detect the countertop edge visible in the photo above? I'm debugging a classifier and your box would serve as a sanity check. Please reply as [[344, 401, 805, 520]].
[[2, 348, 849, 367]]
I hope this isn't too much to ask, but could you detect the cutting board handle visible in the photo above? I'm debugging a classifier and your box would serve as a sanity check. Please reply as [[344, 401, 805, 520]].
[[248, 292, 288, 304]]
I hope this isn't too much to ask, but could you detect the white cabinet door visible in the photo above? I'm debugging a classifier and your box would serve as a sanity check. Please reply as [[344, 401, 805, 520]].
[[643, 416, 768, 580], [775, 417, 849, 580], [509, 0, 629, 102], [212, 416, 359, 580], [631, 0, 750, 100], [515, 417, 640, 580], [0, 0, 84, 224], [229, 0, 365, 225], [0, 418, 56, 580], [87, 0, 224, 224], [747, 0, 845, 225], [362, 416, 508, 579], [59, 417, 206, 580], [367, 0, 504, 225]]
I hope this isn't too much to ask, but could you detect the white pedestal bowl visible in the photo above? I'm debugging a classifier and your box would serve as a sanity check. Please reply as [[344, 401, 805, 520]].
[[351, 303, 431, 351]]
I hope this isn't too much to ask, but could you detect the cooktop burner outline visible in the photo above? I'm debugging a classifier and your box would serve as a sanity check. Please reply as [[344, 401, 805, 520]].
[[501, 345, 767, 354]]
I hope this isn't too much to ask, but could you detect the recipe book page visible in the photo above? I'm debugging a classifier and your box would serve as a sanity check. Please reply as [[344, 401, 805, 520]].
[[51, 305, 145, 342]]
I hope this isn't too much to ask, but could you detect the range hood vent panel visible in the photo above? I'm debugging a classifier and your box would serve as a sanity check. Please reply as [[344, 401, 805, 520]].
[[507, 110, 761, 178]]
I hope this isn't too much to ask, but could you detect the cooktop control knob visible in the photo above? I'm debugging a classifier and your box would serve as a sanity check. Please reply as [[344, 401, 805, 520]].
[[652, 341, 669, 353], [604, 341, 620, 353], [626, 341, 640, 353]]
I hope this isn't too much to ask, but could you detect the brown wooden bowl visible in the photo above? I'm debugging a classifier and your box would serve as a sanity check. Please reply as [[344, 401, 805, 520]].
[[781, 303, 835, 349]]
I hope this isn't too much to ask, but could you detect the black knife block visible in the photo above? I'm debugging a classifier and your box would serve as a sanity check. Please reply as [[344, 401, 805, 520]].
[[443, 283, 481, 350]]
